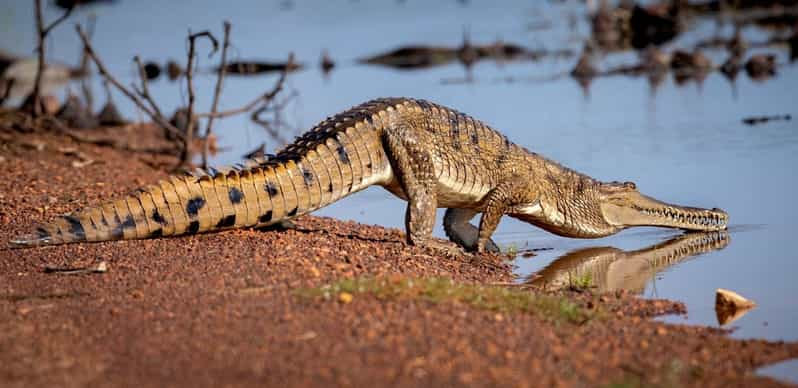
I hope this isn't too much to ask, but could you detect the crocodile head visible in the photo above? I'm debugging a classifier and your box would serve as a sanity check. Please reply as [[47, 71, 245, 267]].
[[509, 180, 729, 238]]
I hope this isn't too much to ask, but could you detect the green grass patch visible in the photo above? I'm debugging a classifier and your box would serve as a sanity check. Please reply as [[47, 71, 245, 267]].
[[568, 272, 594, 291], [296, 277, 597, 325]]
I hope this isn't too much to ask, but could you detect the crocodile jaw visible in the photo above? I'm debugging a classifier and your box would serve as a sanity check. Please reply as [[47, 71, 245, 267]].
[[600, 191, 729, 232]]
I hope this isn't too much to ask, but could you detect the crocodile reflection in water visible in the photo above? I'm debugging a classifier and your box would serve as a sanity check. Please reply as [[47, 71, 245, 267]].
[[526, 231, 730, 293]]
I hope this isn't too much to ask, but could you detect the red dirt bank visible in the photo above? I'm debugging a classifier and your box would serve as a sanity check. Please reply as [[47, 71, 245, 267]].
[[1, 118, 796, 387]]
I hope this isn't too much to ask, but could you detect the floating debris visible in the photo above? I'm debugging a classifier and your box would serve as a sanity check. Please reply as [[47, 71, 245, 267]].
[[166, 60, 183, 81], [54, 0, 116, 9], [320, 50, 335, 74], [360, 46, 458, 69], [742, 114, 791, 126], [360, 41, 562, 70], [220, 60, 302, 75], [745, 54, 777, 81], [671, 49, 712, 84], [142, 61, 161, 80]]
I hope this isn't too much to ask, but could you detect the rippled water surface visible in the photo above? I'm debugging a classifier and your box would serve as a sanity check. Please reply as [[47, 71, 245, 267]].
[[2, 0, 797, 343]]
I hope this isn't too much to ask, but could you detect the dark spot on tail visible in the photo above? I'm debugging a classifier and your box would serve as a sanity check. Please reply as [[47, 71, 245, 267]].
[[36, 227, 50, 239], [187, 221, 200, 234], [121, 215, 136, 229], [259, 211, 273, 223], [150, 228, 163, 238], [336, 145, 350, 164], [365, 162, 372, 169], [63, 215, 85, 238], [110, 215, 134, 239], [302, 168, 314, 186], [471, 132, 479, 145], [122, 214, 136, 229], [228, 187, 244, 204], [216, 215, 236, 228], [264, 181, 279, 197], [186, 197, 206, 217], [327, 182, 333, 192], [152, 211, 167, 225], [287, 208, 298, 217], [450, 116, 460, 137]]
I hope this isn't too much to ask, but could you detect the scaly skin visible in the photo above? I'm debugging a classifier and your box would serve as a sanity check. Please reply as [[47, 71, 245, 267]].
[[10, 97, 729, 252]]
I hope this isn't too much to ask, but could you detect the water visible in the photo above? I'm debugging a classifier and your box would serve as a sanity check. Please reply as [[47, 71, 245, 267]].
[[2, 1, 796, 343]]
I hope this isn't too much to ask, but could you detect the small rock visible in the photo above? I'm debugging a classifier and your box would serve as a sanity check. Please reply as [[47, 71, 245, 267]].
[[716, 288, 756, 310], [715, 288, 756, 325], [338, 292, 353, 304], [94, 261, 108, 273]]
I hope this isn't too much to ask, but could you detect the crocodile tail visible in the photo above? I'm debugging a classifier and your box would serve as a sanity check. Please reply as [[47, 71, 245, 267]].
[[8, 163, 297, 247], [10, 101, 390, 247]]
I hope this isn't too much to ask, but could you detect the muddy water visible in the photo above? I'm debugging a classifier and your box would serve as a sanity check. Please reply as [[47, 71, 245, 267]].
[[2, 1, 796, 344]]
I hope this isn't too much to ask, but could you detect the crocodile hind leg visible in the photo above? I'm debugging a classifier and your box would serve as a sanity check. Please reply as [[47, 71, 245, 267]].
[[383, 125, 459, 254], [443, 208, 500, 253]]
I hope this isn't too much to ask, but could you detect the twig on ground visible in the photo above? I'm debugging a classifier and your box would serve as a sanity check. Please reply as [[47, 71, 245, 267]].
[[43, 261, 108, 275], [23, 0, 75, 116], [202, 21, 231, 169]]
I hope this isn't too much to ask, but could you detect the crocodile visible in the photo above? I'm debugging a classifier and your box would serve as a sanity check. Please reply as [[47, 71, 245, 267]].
[[10, 97, 729, 252]]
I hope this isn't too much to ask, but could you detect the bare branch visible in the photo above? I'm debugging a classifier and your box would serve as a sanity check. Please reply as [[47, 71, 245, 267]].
[[42, 3, 75, 36], [201, 21, 231, 168], [181, 30, 219, 165], [196, 53, 294, 120], [76, 25, 184, 143], [133, 56, 165, 120], [189, 31, 219, 57], [23, 0, 74, 115]]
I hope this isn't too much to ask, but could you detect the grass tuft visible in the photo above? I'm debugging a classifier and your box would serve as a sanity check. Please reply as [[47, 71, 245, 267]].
[[296, 276, 598, 325]]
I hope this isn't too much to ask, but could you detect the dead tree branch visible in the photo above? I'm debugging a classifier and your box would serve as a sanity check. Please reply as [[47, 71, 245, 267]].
[[201, 21, 231, 168], [181, 30, 219, 165], [196, 53, 294, 120], [23, 0, 75, 116], [76, 25, 184, 143], [132, 56, 165, 123]]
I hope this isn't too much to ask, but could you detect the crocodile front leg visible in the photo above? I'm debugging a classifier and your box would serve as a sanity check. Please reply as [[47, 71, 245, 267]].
[[477, 179, 535, 253], [443, 208, 500, 253]]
